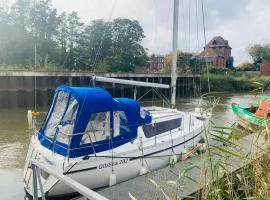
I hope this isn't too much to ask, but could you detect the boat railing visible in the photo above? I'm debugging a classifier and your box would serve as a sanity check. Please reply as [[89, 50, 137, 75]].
[[196, 94, 220, 116], [29, 158, 109, 200], [28, 109, 195, 159], [42, 128, 187, 160]]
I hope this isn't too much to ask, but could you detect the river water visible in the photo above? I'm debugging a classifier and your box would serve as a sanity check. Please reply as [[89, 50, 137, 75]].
[[0, 91, 259, 199]]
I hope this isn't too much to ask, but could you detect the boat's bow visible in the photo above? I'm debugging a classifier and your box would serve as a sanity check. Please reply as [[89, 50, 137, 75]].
[[231, 102, 267, 131]]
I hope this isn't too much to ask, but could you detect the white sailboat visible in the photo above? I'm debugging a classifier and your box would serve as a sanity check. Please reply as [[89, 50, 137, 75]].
[[23, 0, 211, 198]]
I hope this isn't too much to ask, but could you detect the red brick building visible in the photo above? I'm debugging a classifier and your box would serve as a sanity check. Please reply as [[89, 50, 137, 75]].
[[148, 54, 165, 72], [199, 36, 233, 68], [260, 61, 270, 75]]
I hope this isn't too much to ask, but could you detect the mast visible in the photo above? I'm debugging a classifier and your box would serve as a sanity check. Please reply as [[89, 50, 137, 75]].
[[171, 0, 179, 107], [34, 0, 37, 111], [34, 28, 37, 111], [201, 0, 210, 93]]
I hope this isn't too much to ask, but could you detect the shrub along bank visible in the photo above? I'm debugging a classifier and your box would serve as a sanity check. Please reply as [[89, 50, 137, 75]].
[[201, 74, 270, 92]]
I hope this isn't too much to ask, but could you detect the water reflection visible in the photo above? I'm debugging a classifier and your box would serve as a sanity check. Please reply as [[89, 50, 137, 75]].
[[0, 108, 29, 169]]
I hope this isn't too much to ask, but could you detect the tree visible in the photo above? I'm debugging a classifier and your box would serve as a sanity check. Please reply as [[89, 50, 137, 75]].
[[106, 18, 148, 72], [9, 0, 30, 32], [0, 6, 11, 64], [164, 51, 202, 74], [248, 44, 270, 62], [177, 51, 193, 73], [0, 0, 34, 66], [75, 18, 147, 72], [0, 0, 148, 72], [74, 19, 111, 70], [57, 12, 68, 65], [56, 11, 83, 69], [65, 11, 83, 68], [237, 61, 255, 71], [27, 0, 61, 67]]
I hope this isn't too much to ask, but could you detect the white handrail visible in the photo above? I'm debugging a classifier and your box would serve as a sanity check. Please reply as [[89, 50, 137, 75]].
[[30, 159, 109, 200]]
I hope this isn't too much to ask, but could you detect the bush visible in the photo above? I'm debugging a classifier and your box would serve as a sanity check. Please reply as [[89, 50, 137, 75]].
[[201, 74, 270, 92]]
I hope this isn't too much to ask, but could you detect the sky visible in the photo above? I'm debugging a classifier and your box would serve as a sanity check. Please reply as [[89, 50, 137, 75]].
[[50, 0, 270, 66]]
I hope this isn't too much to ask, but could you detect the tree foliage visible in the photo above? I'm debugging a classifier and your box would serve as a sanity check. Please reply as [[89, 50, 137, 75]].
[[164, 51, 204, 74], [237, 61, 256, 71], [247, 44, 270, 62], [106, 18, 148, 72], [0, 0, 148, 72]]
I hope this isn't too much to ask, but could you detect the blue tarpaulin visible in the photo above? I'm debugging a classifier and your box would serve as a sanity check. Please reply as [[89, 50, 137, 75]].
[[38, 85, 151, 157]]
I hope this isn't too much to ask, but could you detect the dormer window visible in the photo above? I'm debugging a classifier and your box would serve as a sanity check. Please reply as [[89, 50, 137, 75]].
[[212, 40, 217, 45]]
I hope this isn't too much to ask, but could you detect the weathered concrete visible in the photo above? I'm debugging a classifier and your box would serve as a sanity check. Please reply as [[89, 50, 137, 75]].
[[0, 71, 200, 98], [0, 71, 199, 78]]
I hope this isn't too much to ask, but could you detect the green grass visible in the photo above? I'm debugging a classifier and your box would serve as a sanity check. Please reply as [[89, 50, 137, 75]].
[[201, 74, 270, 92]]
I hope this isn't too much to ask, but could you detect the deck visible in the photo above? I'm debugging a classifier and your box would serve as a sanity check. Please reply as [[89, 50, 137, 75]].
[[95, 133, 265, 199]]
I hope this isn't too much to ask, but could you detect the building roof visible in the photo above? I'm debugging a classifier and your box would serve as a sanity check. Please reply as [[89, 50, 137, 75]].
[[205, 36, 231, 49], [199, 36, 231, 58], [199, 48, 218, 57]]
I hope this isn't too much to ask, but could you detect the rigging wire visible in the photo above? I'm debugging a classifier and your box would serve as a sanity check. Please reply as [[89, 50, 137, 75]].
[[152, 0, 157, 55], [184, 0, 199, 97], [195, 0, 202, 93], [32, 0, 65, 111], [201, 0, 211, 93], [150, 0, 157, 106], [188, 0, 191, 52], [195, 0, 200, 53], [180, 0, 187, 52], [188, 0, 195, 97], [91, 0, 117, 73], [73, 0, 117, 129]]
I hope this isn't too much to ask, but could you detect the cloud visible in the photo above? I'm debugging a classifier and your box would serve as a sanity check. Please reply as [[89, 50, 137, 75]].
[[204, 0, 270, 64], [51, 0, 270, 66]]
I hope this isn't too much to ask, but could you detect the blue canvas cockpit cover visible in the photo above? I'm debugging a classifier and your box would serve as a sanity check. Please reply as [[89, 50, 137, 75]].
[[38, 85, 151, 157]]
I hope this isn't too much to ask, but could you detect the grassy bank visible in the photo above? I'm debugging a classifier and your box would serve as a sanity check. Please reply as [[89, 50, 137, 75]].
[[201, 74, 270, 92], [145, 124, 270, 200], [198, 124, 270, 200]]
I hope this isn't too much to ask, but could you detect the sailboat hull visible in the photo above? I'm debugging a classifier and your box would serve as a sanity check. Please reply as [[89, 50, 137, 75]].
[[24, 110, 207, 198], [49, 129, 203, 196]]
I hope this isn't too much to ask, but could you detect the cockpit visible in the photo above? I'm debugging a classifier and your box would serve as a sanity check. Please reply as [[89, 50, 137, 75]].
[[38, 86, 151, 158]]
